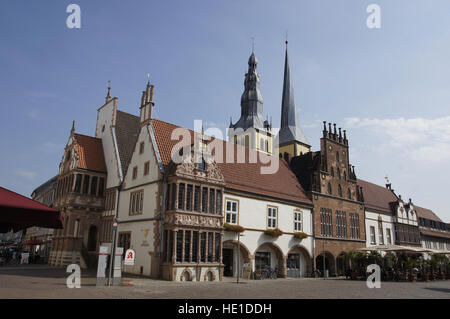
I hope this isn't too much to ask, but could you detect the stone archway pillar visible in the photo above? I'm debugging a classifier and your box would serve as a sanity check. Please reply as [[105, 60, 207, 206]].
[[279, 255, 287, 278]]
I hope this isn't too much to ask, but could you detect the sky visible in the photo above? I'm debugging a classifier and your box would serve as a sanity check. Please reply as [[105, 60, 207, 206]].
[[0, 0, 449, 221]]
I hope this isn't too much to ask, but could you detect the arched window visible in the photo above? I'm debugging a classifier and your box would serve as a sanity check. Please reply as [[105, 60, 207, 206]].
[[338, 185, 342, 197], [347, 188, 351, 200], [327, 183, 332, 195], [336, 151, 340, 162], [337, 168, 341, 180], [265, 140, 269, 152], [331, 167, 334, 177]]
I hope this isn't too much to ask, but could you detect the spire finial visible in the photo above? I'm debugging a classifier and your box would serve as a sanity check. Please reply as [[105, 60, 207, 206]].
[[285, 30, 288, 46], [105, 80, 111, 103], [71, 120, 75, 134], [147, 73, 150, 84]]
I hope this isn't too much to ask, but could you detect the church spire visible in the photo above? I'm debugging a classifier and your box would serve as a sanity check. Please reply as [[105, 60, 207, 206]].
[[278, 40, 310, 151]]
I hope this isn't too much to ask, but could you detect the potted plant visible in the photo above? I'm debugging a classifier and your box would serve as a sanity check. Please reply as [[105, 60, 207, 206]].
[[264, 228, 283, 237], [293, 232, 308, 240], [223, 223, 245, 233]]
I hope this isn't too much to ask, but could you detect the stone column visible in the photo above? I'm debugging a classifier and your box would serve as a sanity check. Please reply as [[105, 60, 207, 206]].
[[212, 232, 216, 262], [219, 233, 223, 264], [197, 232, 202, 263], [205, 232, 209, 263]]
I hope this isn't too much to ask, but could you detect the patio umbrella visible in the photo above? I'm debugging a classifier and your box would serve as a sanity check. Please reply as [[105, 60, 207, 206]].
[[0, 187, 63, 233]]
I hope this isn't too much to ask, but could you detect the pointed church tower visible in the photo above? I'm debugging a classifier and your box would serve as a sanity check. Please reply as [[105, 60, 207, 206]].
[[228, 50, 272, 153], [277, 41, 310, 158]]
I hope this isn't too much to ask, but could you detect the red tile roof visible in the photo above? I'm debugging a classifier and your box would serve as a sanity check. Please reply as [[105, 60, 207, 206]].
[[357, 179, 397, 213], [73, 133, 106, 172], [151, 119, 311, 206]]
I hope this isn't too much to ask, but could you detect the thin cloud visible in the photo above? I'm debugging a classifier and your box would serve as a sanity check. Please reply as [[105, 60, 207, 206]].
[[15, 169, 37, 180], [344, 116, 450, 162]]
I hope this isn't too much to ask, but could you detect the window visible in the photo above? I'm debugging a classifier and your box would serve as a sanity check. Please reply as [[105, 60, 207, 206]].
[[118, 232, 131, 254], [186, 184, 193, 211], [139, 142, 145, 154], [331, 167, 334, 177], [344, 171, 347, 181], [192, 231, 198, 262], [336, 211, 347, 238], [350, 213, 360, 239], [370, 226, 376, 244], [294, 211, 302, 232], [74, 174, 82, 193], [378, 221, 384, 244], [132, 166, 138, 180], [201, 187, 208, 213], [216, 190, 222, 215], [184, 231, 191, 262], [327, 183, 332, 195], [176, 231, 182, 263], [74, 219, 80, 237], [198, 157, 206, 171], [347, 188, 351, 200], [208, 232, 213, 262], [144, 161, 150, 176], [336, 151, 340, 162], [337, 167, 341, 180], [90, 176, 98, 196], [209, 189, 215, 214], [386, 228, 392, 244], [129, 190, 144, 215], [255, 252, 271, 271], [225, 200, 238, 224], [170, 184, 177, 210], [82, 175, 90, 194], [178, 183, 185, 210], [320, 208, 333, 236], [200, 232, 206, 262], [98, 178, 104, 197], [338, 184, 342, 197], [267, 206, 277, 229], [265, 140, 269, 152], [194, 186, 200, 212]]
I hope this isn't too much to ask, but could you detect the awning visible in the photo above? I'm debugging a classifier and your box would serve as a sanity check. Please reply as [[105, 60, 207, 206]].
[[0, 187, 63, 233], [22, 239, 44, 245]]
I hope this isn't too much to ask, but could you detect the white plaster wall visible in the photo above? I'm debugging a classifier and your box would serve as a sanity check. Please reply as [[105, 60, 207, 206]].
[[223, 192, 313, 272], [117, 221, 155, 277], [95, 99, 121, 189], [365, 209, 395, 247]]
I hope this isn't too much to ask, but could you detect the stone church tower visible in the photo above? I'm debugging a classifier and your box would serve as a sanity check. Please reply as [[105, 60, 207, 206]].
[[276, 41, 310, 158], [228, 51, 273, 154]]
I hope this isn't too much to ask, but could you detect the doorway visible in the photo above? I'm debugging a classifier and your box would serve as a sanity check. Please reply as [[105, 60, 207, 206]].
[[223, 248, 233, 277]]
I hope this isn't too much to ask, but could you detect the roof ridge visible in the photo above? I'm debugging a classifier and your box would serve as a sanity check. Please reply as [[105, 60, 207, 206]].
[[73, 132, 102, 141]]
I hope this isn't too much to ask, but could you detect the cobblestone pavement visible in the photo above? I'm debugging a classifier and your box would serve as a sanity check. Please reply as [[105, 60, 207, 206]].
[[0, 265, 449, 299]]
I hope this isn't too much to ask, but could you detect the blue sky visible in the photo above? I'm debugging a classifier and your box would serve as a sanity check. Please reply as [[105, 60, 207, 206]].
[[0, 0, 449, 221]]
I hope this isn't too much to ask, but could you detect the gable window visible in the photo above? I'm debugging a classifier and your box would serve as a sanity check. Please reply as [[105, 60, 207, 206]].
[[267, 206, 277, 229], [336, 151, 340, 162], [178, 183, 185, 210], [338, 185, 342, 197], [139, 142, 145, 154], [144, 161, 150, 176], [370, 226, 376, 244], [347, 188, 352, 200], [294, 210, 302, 232], [225, 199, 238, 224], [337, 168, 341, 180], [132, 166, 138, 180], [331, 167, 334, 177], [129, 190, 144, 215], [327, 183, 332, 195]]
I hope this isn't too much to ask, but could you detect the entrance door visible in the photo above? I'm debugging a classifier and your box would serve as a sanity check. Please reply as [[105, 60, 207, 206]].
[[223, 249, 233, 277], [287, 253, 300, 278]]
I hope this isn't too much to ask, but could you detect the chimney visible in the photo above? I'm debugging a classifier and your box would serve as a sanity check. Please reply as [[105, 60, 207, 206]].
[[328, 123, 332, 139], [141, 91, 146, 107], [323, 121, 327, 138], [333, 123, 337, 140], [343, 130, 347, 145], [338, 128, 342, 143]]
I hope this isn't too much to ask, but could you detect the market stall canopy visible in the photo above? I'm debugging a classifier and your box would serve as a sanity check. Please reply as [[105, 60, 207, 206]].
[[0, 187, 63, 233]]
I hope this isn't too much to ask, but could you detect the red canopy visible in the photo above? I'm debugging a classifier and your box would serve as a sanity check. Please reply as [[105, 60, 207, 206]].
[[0, 187, 63, 233]]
